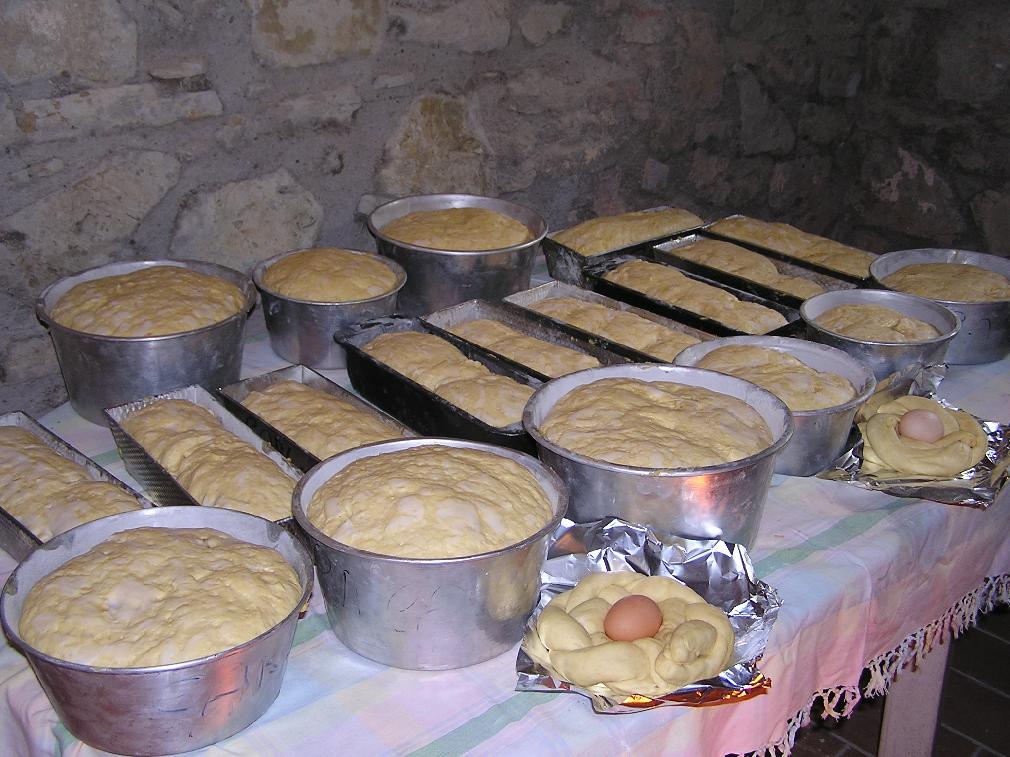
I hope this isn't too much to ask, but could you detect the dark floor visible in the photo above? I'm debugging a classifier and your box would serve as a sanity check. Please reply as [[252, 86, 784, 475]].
[[791, 606, 1010, 757]]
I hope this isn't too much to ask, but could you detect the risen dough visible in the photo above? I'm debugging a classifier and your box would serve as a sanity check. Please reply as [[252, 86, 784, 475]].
[[541, 377, 772, 468], [527, 297, 700, 361], [449, 319, 600, 377], [363, 331, 534, 427], [815, 304, 940, 342], [307, 445, 553, 558], [242, 380, 407, 459], [859, 396, 987, 477], [19, 527, 302, 667], [121, 400, 294, 521], [552, 207, 703, 256], [524, 571, 734, 697], [695, 345, 855, 411], [669, 238, 824, 299], [0, 427, 141, 542], [50, 266, 246, 337], [882, 263, 1010, 303], [381, 208, 532, 251], [261, 248, 398, 302], [604, 259, 788, 334]]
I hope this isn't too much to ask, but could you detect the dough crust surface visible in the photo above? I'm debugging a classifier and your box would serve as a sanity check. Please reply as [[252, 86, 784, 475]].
[[696, 345, 855, 411], [882, 262, 1010, 303], [20, 527, 302, 667], [552, 207, 703, 256], [51, 266, 246, 337], [670, 239, 824, 299], [524, 572, 734, 697], [381, 208, 532, 251], [261, 248, 398, 302], [307, 445, 553, 558], [815, 304, 940, 342], [541, 377, 773, 468], [604, 259, 788, 334], [449, 319, 600, 377]]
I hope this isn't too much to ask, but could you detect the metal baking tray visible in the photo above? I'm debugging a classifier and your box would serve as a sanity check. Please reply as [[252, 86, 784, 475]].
[[421, 299, 628, 382], [216, 364, 417, 472], [502, 280, 716, 362], [104, 385, 303, 529], [0, 411, 155, 561], [654, 233, 858, 308], [583, 251, 802, 338], [699, 214, 876, 285], [543, 206, 705, 286], [336, 316, 542, 454]]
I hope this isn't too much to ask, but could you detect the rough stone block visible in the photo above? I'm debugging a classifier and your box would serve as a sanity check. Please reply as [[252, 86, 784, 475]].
[[2, 332, 59, 384], [392, 0, 511, 53], [641, 158, 669, 194], [0, 95, 19, 146], [620, 1, 670, 44], [519, 3, 571, 46], [248, 0, 384, 67], [9, 158, 67, 186], [149, 59, 206, 81], [936, 4, 1010, 105], [356, 193, 394, 218], [736, 67, 795, 156], [971, 189, 1010, 256], [277, 86, 362, 126], [373, 73, 415, 90]]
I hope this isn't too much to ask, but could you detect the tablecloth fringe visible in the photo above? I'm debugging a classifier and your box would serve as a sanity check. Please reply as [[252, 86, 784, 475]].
[[750, 573, 1010, 757]]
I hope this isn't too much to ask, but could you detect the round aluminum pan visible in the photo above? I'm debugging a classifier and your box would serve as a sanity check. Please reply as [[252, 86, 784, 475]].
[[367, 194, 547, 315], [36, 259, 256, 425], [0, 506, 313, 756], [253, 248, 406, 369], [675, 336, 876, 477], [800, 289, 959, 381], [870, 248, 1010, 364], [292, 437, 568, 671], [522, 364, 794, 547]]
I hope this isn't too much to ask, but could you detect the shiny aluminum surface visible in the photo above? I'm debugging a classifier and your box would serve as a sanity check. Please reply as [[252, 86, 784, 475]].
[[292, 437, 568, 670], [675, 337, 876, 477], [253, 249, 406, 369], [870, 248, 1010, 364], [367, 194, 547, 315], [800, 289, 959, 380], [0, 506, 313, 756], [523, 364, 793, 547], [36, 259, 256, 425]]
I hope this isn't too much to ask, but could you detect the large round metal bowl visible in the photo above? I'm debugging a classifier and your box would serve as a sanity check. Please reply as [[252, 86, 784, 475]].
[[36, 259, 256, 424], [522, 364, 794, 547], [675, 336, 876, 477], [253, 248, 406, 369], [0, 506, 313, 756], [367, 194, 547, 315], [293, 437, 567, 671], [800, 289, 959, 380], [870, 248, 1010, 364]]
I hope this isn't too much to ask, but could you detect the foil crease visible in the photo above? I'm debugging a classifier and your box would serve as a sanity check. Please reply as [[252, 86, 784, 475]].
[[515, 517, 781, 713]]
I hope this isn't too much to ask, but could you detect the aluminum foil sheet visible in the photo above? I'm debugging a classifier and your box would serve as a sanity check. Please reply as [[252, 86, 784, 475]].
[[515, 517, 781, 713]]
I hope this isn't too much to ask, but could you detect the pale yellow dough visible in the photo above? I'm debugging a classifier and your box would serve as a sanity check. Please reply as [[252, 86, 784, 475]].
[[241, 380, 407, 459], [527, 297, 700, 361], [261, 248, 398, 302], [363, 331, 534, 427], [604, 259, 788, 334], [51, 266, 246, 337], [669, 238, 825, 299], [710, 216, 876, 278], [307, 445, 553, 558], [541, 377, 772, 468], [882, 263, 1010, 303], [859, 396, 988, 477], [695, 345, 855, 411], [552, 207, 703, 256], [19, 527, 302, 667], [0, 427, 141, 541], [815, 304, 940, 342], [121, 400, 294, 521], [524, 572, 734, 697], [449, 319, 600, 378], [381, 208, 532, 251]]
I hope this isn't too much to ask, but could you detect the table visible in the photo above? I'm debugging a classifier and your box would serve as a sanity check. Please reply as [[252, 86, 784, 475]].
[[1, 311, 1007, 757]]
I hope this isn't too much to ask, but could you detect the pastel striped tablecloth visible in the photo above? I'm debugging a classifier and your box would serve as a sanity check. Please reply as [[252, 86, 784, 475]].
[[0, 313, 1007, 757]]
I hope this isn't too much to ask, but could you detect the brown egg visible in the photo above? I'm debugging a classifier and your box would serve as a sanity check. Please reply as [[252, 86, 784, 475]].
[[897, 408, 945, 443], [603, 594, 664, 642]]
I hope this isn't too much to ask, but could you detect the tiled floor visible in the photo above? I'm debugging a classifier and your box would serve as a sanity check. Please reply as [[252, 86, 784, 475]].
[[791, 606, 1010, 756]]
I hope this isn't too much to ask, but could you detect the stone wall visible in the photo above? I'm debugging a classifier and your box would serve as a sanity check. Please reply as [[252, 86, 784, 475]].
[[2, 0, 1008, 414]]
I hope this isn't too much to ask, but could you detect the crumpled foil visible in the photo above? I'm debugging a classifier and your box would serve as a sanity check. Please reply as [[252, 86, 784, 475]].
[[515, 517, 781, 713]]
